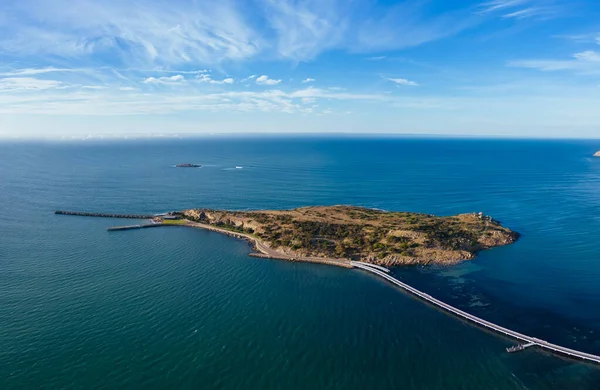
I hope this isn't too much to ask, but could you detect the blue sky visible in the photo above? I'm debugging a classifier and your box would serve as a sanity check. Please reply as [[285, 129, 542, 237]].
[[1, 0, 600, 139]]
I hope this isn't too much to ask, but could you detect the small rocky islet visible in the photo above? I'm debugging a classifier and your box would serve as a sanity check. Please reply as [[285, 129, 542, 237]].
[[180, 205, 519, 266], [175, 163, 201, 168], [594, 151, 600, 157]]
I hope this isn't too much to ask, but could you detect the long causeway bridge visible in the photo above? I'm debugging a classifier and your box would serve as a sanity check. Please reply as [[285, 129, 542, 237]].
[[350, 261, 600, 365]]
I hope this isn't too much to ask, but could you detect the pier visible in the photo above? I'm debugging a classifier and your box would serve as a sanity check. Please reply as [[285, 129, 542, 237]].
[[107, 224, 163, 231], [54, 210, 155, 219], [506, 342, 535, 353], [350, 261, 600, 365]]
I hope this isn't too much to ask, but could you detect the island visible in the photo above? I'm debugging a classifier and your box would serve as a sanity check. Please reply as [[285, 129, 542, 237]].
[[594, 151, 600, 157], [179, 206, 519, 266], [175, 163, 201, 168]]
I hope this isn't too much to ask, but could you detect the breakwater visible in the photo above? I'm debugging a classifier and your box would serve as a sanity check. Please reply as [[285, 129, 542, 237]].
[[55, 210, 155, 219], [107, 224, 164, 231]]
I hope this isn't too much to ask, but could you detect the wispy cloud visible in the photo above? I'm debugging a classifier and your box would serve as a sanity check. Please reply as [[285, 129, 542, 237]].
[[356, 2, 478, 52], [261, 0, 350, 61], [0, 0, 494, 66], [479, 0, 529, 13], [0, 67, 81, 76], [256, 75, 281, 85], [0, 0, 262, 66], [0, 86, 385, 116], [478, 0, 563, 20], [302, 78, 315, 83], [509, 50, 600, 73], [387, 77, 419, 86], [0, 77, 64, 91]]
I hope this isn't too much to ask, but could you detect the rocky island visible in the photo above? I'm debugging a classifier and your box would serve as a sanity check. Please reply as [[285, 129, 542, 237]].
[[180, 206, 519, 266], [175, 163, 201, 168], [594, 151, 600, 157]]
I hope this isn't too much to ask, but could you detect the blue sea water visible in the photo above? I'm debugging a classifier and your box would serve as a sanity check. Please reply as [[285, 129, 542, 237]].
[[1, 137, 600, 389]]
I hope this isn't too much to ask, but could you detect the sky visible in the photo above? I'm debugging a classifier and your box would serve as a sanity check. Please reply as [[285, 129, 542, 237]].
[[1, 0, 600, 140]]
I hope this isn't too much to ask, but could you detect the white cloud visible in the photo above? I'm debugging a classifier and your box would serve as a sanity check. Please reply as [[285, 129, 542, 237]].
[[573, 50, 600, 62], [261, 0, 349, 61], [356, 2, 478, 52], [509, 50, 600, 73], [0, 85, 385, 116], [0, 77, 63, 91], [256, 75, 281, 85], [119, 87, 137, 91], [0, 0, 262, 65], [302, 78, 315, 83], [502, 7, 538, 19], [197, 74, 235, 84], [479, 0, 529, 13], [387, 77, 419, 86], [0, 67, 77, 76], [478, 0, 561, 20], [143, 75, 185, 84], [0, 0, 488, 65]]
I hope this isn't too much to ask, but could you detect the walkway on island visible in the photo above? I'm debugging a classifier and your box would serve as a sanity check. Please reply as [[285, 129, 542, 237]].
[[350, 261, 600, 365]]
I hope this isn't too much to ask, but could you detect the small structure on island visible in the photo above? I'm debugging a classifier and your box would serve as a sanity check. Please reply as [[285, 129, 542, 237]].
[[162, 215, 179, 220]]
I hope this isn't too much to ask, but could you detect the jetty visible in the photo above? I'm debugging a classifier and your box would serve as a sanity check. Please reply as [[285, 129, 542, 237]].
[[55, 210, 155, 219], [107, 224, 163, 231], [350, 261, 600, 365], [506, 343, 535, 353]]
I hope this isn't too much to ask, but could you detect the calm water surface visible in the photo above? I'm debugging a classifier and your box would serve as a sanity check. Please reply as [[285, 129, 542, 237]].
[[1, 137, 600, 389]]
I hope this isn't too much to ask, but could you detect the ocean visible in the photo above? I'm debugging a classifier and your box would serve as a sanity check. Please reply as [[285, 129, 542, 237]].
[[1, 137, 599, 389]]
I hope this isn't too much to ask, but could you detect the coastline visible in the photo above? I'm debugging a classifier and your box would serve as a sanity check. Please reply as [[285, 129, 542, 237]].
[[185, 221, 353, 269]]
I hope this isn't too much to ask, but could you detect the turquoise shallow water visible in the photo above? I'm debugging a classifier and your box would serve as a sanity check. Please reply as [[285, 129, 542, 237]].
[[1, 137, 600, 389]]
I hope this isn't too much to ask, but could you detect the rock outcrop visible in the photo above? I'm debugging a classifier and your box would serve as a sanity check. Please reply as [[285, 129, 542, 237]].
[[176, 163, 201, 168]]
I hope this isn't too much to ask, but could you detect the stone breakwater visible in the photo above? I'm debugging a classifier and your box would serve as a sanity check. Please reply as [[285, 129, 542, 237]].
[[54, 211, 155, 219]]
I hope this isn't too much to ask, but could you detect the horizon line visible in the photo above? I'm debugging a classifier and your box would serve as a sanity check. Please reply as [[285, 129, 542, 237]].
[[1, 132, 600, 143]]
